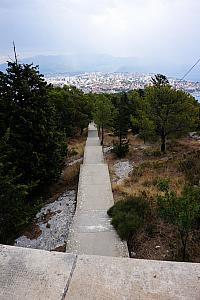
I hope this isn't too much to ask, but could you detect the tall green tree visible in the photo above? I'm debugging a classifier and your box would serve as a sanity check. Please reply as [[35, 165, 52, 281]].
[[0, 61, 67, 242], [129, 90, 155, 143], [113, 92, 130, 145], [151, 74, 169, 87], [111, 92, 130, 157], [93, 94, 114, 145], [48, 85, 92, 136], [145, 76, 199, 152]]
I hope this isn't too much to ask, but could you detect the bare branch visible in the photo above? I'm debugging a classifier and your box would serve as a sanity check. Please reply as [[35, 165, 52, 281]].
[[13, 41, 18, 64]]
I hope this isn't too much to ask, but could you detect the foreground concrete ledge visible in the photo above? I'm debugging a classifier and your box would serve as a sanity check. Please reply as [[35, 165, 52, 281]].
[[1, 245, 200, 300], [67, 255, 200, 300], [0, 244, 76, 300]]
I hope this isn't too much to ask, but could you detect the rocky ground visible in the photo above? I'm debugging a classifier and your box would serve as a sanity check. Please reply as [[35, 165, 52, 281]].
[[15, 134, 87, 252], [113, 161, 134, 183], [15, 190, 76, 251]]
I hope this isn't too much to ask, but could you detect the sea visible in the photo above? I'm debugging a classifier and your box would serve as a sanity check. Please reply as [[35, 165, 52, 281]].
[[195, 95, 200, 103]]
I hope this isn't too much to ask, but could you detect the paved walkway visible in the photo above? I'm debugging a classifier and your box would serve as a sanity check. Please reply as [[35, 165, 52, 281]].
[[66, 123, 128, 257]]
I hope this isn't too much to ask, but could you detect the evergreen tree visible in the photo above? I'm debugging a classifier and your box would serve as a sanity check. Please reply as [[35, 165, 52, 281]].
[[145, 79, 199, 152], [0, 61, 67, 242], [112, 92, 130, 157], [48, 85, 92, 136], [93, 94, 114, 145]]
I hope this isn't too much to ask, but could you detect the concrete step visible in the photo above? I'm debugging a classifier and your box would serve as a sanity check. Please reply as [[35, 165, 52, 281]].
[[66, 228, 128, 257], [86, 137, 100, 146], [83, 146, 104, 164]]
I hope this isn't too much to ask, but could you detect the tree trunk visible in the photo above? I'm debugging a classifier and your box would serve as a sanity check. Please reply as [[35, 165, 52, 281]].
[[101, 124, 104, 146], [80, 127, 84, 136], [181, 231, 189, 262], [161, 132, 166, 152], [119, 131, 122, 149]]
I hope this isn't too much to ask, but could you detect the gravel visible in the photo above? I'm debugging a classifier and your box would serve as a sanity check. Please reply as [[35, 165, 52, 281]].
[[189, 132, 200, 141], [113, 161, 134, 182], [103, 146, 113, 154], [15, 190, 76, 251]]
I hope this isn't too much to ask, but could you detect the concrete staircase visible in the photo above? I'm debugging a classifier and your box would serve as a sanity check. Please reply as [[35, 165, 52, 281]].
[[65, 122, 128, 257]]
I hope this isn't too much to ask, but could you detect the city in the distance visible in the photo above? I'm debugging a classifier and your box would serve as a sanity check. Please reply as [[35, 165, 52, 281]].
[[45, 72, 200, 102]]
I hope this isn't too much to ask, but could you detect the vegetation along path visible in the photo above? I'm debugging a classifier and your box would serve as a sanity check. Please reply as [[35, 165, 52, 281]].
[[66, 123, 128, 256]]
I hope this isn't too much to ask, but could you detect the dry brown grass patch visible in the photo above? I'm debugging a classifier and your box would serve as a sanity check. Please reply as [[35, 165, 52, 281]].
[[48, 163, 81, 203]]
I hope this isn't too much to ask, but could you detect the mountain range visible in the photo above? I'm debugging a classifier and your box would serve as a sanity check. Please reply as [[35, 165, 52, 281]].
[[0, 53, 199, 81]]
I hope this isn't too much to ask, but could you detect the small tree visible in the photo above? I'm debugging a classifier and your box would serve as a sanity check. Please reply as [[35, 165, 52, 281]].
[[93, 94, 114, 145], [145, 76, 199, 152], [157, 184, 200, 261], [112, 92, 130, 156], [151, 74, 169, 87], [131, 111, 155, 144]]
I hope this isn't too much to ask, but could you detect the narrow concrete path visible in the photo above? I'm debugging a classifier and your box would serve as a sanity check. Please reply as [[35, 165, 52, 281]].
[[66, 123, 128, 257]]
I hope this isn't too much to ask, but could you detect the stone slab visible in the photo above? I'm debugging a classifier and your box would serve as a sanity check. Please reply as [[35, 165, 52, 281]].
[[0, 245, 76, 300], [86, 137, 100, 146], [66, 255, 200, 300], [78, 164, 111, 185], [83, 146, 104, 164], [70, 210, 114, 232], [76, 165, 114, 211], [76, 184, 114, 211], [66, 230, 128, 257]]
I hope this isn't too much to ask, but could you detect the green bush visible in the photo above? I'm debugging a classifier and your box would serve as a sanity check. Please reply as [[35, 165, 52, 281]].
[[157, 185, 200, 261], [143, 149, 162, 157], [156, 178, 170, 191], [112, 142, 129, 158], [180, 151, 200, 185], [107, 196, 149, 240]]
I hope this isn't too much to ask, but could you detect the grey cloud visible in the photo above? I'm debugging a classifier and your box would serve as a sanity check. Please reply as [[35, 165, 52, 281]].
[[0, 0, 199, 72]]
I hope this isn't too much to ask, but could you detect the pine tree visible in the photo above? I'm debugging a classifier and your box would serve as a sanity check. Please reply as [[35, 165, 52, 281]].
[[112, 92, 130, 157], [93, 94, 114, 145]]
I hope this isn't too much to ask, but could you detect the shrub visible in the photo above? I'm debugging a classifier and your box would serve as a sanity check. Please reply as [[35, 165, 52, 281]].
[[180, 151, 200, 185], [112, 142, 129, 158], [156, 178, 170, 191], [157, 185, 200, 261], [143, 149, 162, 157], [107, 196, 149, 240]]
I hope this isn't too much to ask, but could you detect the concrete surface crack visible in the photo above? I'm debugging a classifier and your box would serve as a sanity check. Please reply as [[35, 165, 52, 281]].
[[61, 255, 78, 300]]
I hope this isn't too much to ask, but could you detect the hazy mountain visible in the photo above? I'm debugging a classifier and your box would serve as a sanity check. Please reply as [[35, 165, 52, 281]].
[[0, 53, 199, 81]]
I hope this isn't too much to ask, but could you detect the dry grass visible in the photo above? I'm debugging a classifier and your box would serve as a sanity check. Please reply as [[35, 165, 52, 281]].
[[111, 158, 185, 202], [48, 163, 81, 203], [47, 134, 87, 203], [106, 132, 200, 262], [67, 135, 86, 159], [109, 136, 200, 201]]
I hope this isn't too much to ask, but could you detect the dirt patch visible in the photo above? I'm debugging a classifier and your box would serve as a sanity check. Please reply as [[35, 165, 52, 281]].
[[24, 224, 42, 240], [52, 244, 66, 252], [40, 210, 57, 224]]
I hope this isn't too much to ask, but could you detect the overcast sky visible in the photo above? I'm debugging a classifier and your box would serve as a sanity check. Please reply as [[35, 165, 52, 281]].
[[0, 0, 200, 69]]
